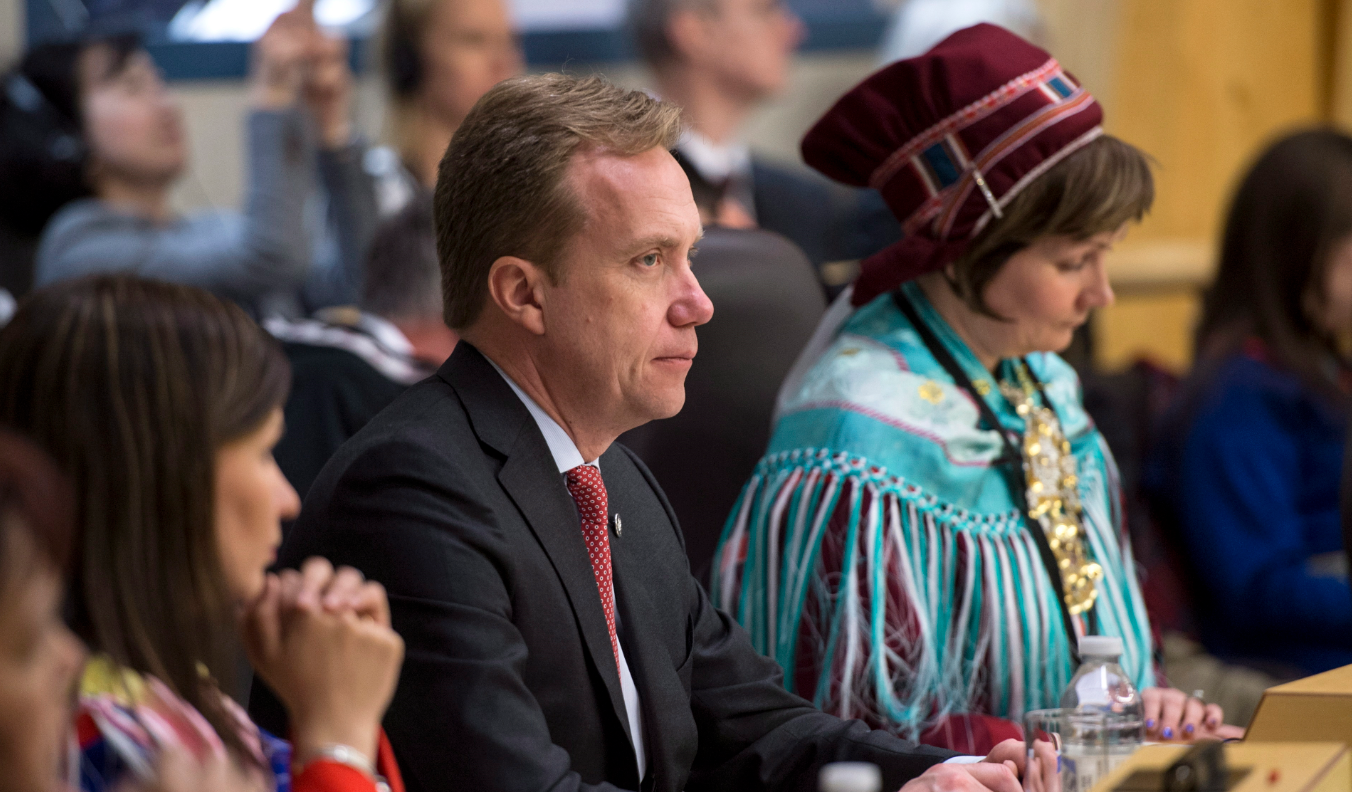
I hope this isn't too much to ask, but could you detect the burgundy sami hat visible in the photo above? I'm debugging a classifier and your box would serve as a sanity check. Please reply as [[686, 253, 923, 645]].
[[802, 23, 1104, 306]]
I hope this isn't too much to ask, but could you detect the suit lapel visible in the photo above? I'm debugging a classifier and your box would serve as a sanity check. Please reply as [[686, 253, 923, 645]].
[[611, 544, 670, 789], [604, 448, 691, 792], [497, 444, 634, 745], [444, 344, 634, 749]]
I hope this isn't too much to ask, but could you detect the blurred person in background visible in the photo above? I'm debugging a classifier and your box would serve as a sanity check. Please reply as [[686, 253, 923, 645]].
[[627, 0, 901, 292], [1, 0, 375, 317], [268, 195, 456, 501], [0, 431, 83, 792], [713, 25, 1241, 753], [0, 275, 406, 792], [1147, 130, 1352, 677], [369, 0, 523, 212], [876, 0, 1042, 64]]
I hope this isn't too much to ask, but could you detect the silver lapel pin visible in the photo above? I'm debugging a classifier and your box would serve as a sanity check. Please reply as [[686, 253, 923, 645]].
[[612, 513, 622, 537]]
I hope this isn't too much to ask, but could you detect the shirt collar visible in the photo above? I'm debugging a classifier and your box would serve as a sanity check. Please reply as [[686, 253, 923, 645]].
[[485, 356, 597, 474], [677, 129, 752, 183]]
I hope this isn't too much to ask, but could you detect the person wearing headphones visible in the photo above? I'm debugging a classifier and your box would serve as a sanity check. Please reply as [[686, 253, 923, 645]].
[[366, 0, 523, 215], [0, 1, 375, 317]]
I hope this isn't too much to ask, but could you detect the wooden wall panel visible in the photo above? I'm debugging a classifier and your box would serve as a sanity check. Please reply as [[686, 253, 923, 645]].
[[1107, 0, 1325, 245], [1033, 0, 1333, 371]]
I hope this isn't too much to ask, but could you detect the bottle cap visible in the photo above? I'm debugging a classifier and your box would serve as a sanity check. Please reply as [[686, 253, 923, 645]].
[[1078, 635, 1124, 657], [819, 762, 882, 792]]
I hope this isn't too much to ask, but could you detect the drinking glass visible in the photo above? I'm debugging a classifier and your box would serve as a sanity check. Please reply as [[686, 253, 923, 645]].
[[1025, 707, 1145, 792]]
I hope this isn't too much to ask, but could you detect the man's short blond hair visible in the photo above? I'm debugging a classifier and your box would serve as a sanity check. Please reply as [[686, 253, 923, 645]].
[[435, 74, 684, 329]]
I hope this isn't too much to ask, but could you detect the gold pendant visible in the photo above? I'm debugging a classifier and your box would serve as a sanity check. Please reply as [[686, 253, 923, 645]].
[[999, 380, 1102, 615]]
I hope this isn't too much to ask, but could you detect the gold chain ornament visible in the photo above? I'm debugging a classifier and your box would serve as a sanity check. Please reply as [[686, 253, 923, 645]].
[[999, 366, 1102, 616]]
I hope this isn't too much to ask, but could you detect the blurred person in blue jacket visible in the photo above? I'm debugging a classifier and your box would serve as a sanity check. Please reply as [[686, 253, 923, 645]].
[[1147, 129, 1352, 676], [1, 1, 374, 317]]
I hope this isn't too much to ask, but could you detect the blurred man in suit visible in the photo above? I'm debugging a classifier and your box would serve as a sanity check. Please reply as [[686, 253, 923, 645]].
[[254, 73, 1031, 792], [265, 195, 456, 500], [628, 0, 900, 294]]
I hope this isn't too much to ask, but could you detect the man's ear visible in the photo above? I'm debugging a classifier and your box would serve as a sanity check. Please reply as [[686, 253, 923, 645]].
[[486, 255, 548, 336]]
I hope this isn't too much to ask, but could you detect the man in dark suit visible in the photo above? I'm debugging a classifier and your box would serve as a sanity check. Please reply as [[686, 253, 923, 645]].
[[253, 73, 1029, 792], [626, 0, 901, 296]]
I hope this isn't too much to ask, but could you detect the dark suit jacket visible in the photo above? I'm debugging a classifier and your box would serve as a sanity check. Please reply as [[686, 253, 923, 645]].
[[251, 343, 952, 792]]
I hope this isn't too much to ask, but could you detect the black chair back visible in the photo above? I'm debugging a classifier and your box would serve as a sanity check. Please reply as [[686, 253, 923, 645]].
[[620, 227, 826, 583]]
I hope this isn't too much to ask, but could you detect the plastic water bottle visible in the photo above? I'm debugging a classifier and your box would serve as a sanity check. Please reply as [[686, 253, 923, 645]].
[[1059, 635, 1146, 789], [819, 762, 882, 792]]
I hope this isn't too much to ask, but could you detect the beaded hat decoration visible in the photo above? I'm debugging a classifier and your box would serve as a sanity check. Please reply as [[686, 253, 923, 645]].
[[800, 23, 1104, 306]]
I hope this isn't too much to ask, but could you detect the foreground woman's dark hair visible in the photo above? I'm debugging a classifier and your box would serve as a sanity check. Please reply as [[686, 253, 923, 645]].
[[0, 274, 290, 760]]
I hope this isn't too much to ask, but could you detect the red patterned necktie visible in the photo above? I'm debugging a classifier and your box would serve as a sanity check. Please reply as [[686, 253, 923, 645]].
[[564, 465, 620, 673]]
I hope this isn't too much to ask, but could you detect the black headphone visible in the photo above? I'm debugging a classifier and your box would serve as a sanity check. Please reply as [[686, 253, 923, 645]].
[[385, 0, 425, 97], [0, 67, 91, 238], [3, 71, 87, 165]]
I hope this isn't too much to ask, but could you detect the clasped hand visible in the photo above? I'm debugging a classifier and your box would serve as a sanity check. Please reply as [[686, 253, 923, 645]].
[[241, 557, 405, 766]]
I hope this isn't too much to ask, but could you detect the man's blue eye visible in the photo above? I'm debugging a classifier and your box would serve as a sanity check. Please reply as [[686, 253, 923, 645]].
[[642, 254, 659, 267]]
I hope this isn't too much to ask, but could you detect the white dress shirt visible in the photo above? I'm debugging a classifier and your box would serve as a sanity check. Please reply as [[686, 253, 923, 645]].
[[487, 359, 648, 780], [676, 130, 757, 221]]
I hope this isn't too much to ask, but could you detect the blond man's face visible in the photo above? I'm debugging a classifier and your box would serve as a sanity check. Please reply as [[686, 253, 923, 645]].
[[533, 146, 713, 436]]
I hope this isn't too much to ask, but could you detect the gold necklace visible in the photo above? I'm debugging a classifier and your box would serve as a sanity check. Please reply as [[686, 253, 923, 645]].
[[998, 364, 1102, 616]]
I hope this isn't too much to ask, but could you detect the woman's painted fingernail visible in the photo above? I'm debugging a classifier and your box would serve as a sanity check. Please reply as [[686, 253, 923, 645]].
[[1163, 727, 1174, 739], [1146, 719, 1156, 729], [1185, 724, 1195, 735], [1208, 718, 1219, 728]]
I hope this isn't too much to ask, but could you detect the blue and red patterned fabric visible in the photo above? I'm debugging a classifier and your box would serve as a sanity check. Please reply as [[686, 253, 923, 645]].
[[74, 655, 403, 792]]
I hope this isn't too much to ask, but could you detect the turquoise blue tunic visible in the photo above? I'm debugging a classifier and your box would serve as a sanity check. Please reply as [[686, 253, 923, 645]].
[[711, 283, 1154, 739]]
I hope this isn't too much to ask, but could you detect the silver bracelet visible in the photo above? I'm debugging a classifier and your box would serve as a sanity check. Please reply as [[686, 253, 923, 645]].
[[298, 743, 390, 791]]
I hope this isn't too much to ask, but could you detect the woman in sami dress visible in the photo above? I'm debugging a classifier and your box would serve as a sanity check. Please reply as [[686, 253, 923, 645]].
[[712, 24, 1242, 753], [0, 275, 405, 792]]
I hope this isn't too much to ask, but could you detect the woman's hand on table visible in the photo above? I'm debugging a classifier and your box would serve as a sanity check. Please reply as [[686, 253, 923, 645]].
[[1142, 687, 1245, 741]]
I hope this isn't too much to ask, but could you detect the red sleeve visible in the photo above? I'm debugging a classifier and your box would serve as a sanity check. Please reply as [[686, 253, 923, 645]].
[[291, 730, 404, 792], [293, 760, 378, 792], [375, 730, 405, 792]]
